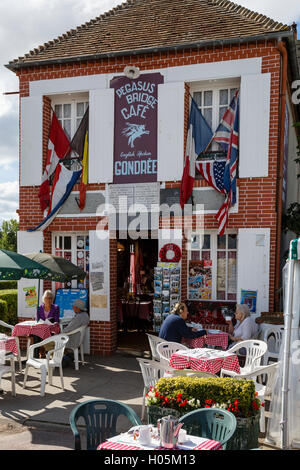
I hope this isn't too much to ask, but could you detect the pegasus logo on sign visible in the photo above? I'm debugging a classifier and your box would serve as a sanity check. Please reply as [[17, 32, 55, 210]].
[[122, 123, 150, 148]]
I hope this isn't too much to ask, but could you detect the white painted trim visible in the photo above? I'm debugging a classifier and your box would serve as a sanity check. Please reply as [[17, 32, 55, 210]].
[[29, 58, 262, 96]]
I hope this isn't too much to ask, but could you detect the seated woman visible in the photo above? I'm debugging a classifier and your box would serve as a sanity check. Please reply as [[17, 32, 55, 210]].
[[227, 304, 259, 347], [159, 302, 207, 344], [32, 290, 60, 358], [37, 290, 60, 323]]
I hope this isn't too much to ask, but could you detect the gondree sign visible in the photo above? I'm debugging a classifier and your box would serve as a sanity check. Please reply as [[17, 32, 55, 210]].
[[110, 72, 164, 184]]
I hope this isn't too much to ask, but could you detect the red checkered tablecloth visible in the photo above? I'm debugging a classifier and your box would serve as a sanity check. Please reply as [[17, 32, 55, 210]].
[[0, 337, 18, 356], [97, 438, 222, 451], [184, 332, 228, 351], [169, 350, 240, 375], [12, 322, 61, 340]]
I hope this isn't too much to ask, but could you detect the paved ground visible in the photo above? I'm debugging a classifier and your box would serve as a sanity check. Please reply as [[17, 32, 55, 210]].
[[0, 346, 278, 451]]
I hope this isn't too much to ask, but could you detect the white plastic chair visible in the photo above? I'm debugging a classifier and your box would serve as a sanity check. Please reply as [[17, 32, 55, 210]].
[[146, 334, 163, 361], [156, 341, 189, 367], [233, 362, 279, 433], [64, 325, 87, 370], [0, 353, 16, 396], [23, 334, 69, 396], [136, 358, 169, 420], [262, 326, 284, 365], [172, 369, 218, 378], [0, 320, 22, 372], [220, 340, 268, 377]]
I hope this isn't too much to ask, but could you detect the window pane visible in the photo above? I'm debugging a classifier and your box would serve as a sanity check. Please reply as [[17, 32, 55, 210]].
[[228, 234, 237, 249], [191, 235, 200, 250], [202, 251, 211, 261], [77, 102, 85, 117], [202, 235, 211, 250], [204, 91, 212, 107], [64, 236, 72, 250], [217, 235, 226, 249], [203, 108, 212, 129], [191, 251, 200, 261], [219, 89, 228, 106], [63, 104, 71, 118], [193, 92, 202, 108], [217, 251, 226, 300], [219, 106, 228, 122], [55, 105, 62, 119], [228, 252, 237, 294], [63, 120, 71, 139]]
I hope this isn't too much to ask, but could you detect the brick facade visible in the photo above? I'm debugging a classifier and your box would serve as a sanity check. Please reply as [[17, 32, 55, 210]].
[[17, 40, 284, 355]]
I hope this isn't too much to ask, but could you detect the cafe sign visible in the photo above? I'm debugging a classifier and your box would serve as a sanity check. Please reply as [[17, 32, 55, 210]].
[[110, 72, 164, 184]]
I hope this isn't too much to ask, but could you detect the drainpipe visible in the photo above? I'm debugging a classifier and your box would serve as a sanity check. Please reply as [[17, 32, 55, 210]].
[[275, 40, 288, 311]]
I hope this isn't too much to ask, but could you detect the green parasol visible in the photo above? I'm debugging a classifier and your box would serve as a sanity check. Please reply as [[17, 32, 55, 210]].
[[0, 249, 52, 281]]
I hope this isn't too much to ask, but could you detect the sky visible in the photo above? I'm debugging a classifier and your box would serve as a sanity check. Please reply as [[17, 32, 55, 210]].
[[0, 0, 300, 225]]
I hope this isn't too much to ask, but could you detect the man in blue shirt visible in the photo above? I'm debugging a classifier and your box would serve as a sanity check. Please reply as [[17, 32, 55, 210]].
[[159, 302, 207, 343]]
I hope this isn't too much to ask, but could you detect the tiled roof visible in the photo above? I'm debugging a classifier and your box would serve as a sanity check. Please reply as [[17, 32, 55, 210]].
[[8, 0, 292, 69]]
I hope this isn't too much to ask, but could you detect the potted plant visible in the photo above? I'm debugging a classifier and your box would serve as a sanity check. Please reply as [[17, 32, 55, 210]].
[[146, 376, 263, 450]]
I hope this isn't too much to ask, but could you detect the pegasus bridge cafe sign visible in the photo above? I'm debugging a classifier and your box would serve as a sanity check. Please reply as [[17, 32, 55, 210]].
[[110, 72, 164, 184]]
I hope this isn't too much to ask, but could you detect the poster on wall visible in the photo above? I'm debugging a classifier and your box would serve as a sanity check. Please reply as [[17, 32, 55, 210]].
[[188, 260, 212, 300], [240, 290, 257, 313], [110, 72, 164, 184], [23, 286, 38, 308]]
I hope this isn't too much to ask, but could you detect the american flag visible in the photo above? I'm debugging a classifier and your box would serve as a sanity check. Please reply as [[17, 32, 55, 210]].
[[196, 160, 226, 194]]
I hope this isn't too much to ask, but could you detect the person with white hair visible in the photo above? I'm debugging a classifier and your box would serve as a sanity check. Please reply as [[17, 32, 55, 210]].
[[227, 304, 259, 344], [62, 299, 89, 351]]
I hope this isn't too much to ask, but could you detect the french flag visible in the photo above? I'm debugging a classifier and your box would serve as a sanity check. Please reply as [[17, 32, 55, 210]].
[[38, 112, 70, 212], [180, 98, 213, 209], [28, 163, 81, 232]]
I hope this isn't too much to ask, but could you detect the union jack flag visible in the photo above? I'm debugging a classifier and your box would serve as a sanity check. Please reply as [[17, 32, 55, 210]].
[[211, 90, 240, 235]]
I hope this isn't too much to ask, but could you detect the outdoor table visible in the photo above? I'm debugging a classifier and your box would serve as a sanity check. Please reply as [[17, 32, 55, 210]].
[[0, 335, 18, 356], [169, 348, 240, 375], [12, 321, 61, 341], [184, 331, 229, 351], [97, 427, 222, 450]]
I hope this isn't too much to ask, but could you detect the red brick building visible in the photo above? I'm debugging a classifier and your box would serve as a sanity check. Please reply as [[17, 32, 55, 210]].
[[7, 0, 300, 355]]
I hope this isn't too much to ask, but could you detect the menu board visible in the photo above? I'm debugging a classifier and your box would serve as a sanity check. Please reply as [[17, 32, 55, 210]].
[[188, 260, 212, 300]]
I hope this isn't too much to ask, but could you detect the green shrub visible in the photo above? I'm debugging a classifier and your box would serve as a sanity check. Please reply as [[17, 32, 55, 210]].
[[0, 299, 9, 332], [0, 281, 17, 290], [0, 290, 17, 325], [146, 376, 260, 418]]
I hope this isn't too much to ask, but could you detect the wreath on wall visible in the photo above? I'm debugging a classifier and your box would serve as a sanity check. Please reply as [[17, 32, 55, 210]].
[[159, 243, 182, 263]]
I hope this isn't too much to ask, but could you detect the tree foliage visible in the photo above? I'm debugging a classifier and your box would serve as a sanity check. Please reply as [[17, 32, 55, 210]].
[[0, 219, 19, 252]]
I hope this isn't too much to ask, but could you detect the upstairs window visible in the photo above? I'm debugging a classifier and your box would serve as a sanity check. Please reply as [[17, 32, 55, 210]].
[[54, 99, 89, 141]]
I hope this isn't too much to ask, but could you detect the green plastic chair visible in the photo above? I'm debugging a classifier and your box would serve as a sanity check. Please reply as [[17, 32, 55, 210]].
[[69, 399, 142, 450], [178, 408, 237, 450]]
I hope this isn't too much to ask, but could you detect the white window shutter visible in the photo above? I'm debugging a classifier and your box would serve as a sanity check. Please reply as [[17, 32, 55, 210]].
[[17, 231, 44, 318], [20, 96, 43, 186], [89, 230, 110, 321], [237, 228, 270, 316], [239, 74, 271, 178], [89, 89, 114, 184], [157, 82, 185, 182]]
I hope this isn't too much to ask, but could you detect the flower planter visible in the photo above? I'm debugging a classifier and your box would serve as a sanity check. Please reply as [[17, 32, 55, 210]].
[[147, 406, 260, 451], [226, 412, 260, 450]]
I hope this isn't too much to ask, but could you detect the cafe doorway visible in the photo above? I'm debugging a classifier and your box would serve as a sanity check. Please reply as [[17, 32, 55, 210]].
[[116, 236, 158, 354]]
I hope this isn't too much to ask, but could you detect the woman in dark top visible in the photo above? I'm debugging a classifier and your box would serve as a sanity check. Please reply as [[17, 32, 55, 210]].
[[159, 302, 207, 344]]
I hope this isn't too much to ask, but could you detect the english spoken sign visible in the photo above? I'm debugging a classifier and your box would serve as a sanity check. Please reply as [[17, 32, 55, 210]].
[[110, 72, 164, 184]]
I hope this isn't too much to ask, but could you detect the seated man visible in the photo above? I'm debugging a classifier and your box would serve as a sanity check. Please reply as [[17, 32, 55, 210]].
[[159, 302, 207, 344], [62, 299, 89, 366]]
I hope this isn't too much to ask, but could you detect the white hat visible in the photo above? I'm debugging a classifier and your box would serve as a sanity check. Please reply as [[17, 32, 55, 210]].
[[73, 299, 87, 311]]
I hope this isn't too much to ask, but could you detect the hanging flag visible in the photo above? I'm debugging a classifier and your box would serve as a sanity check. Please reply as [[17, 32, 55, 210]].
[[180, 99, 213, 209], [196, 160, 227, 195], [28, 163, 82, 232], [38, 112, 70, 212], [212, 90, 239, 205], [69, 107, 89, 210]]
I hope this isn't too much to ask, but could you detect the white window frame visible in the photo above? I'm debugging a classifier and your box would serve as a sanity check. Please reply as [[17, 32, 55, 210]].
[[189, 78, 240, 134], [188, 230, 238, 302], [49, 92, 89, 140], [52, 231, 89, 289]]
